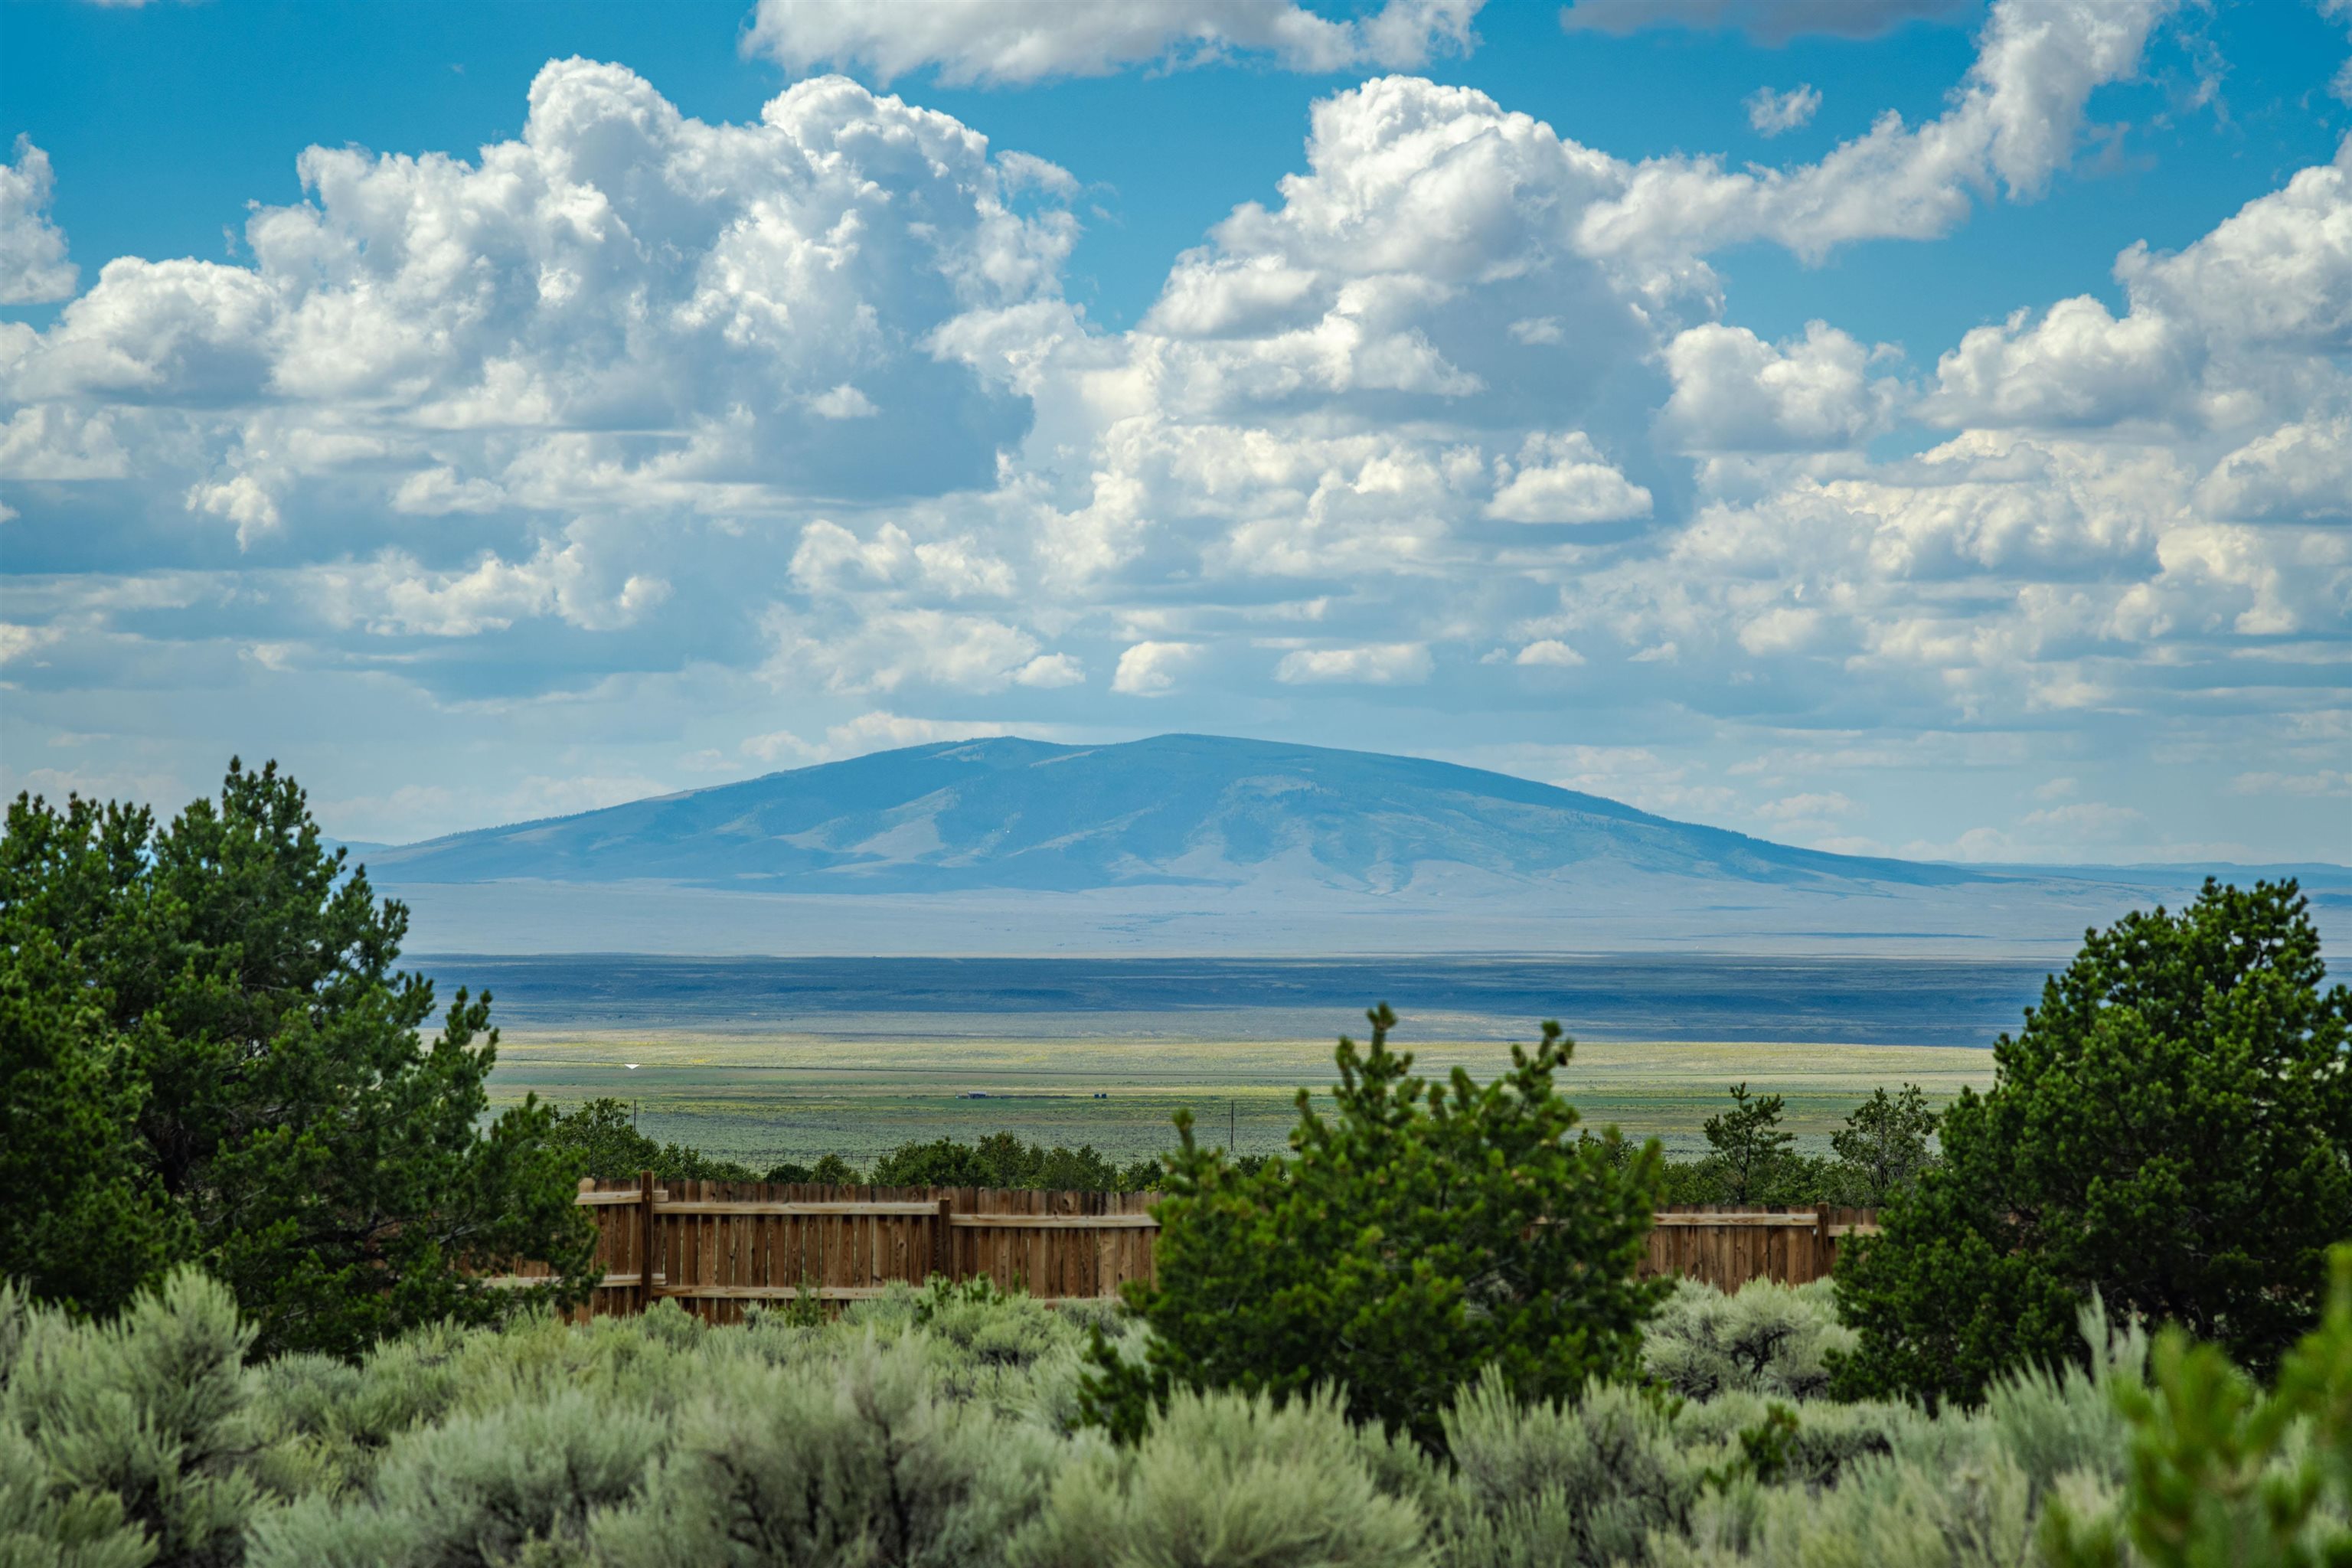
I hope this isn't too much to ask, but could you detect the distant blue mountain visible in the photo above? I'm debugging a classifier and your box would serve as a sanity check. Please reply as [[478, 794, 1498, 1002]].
[[365, 733, 1990, 895]]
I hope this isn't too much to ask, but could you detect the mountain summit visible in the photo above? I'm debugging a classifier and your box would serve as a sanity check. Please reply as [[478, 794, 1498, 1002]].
[[362, 735, 2341, 956], [366, 733, 1981, 896]]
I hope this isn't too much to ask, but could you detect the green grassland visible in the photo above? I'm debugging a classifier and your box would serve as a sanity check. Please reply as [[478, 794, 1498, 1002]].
[[486, 1031, 1996, 1171]]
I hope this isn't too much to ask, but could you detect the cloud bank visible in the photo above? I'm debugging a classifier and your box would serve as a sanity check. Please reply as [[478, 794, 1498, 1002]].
[[3, 0, 2345, 865]]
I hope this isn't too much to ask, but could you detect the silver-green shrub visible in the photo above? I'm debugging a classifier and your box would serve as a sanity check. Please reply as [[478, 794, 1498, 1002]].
[[1642, 1279, 1854, 1402], [1010, 1386, 1430, 1568], [2, 1268, 2341, 1568], [1978, 1294, 2143, 1501], [1635, 1291, 2253, 1568], [248, 1388, 664, 1568], [1655, 1446, 2043, 1568], [0, 1416, 157, 1568], [1436, 1369, 1706, 1568], [595, 1332, 1059, 1568], [2, 1270, 259, 1568], [1430, 1369, 1919, 1568]]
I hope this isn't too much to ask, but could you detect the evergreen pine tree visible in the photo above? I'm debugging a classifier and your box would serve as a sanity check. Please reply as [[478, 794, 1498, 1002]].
[[1085, 1005, 1665, 1451], [0, 761, 596, 1356], [1830, 1085, 1939, 1206], [1704, 1083, 1796, 1204], [1832, 880, 2352, 1408]]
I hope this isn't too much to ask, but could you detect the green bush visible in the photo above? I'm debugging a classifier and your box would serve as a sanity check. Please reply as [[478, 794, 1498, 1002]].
[[2039, 1247, 2352, 1568], [544, 1099, 764, 1184], [563, 1089, 1968, 1211], [0, 928, 188, 1318], [1833, 880, 2352, 1409], [1829, 1085, 1939, 1207], [1703, 1085, 1798, 1206], [1087, 1006, 1666, 1452], [1649, 1081, 1941, 1209], [871, 1132, 1159, 1194]]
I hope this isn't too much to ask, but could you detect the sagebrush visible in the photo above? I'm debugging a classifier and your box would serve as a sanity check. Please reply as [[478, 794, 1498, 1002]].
[[7, 1262, 2345, 1566]]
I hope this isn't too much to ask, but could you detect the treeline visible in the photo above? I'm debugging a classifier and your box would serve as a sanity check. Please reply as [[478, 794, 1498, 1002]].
[[1651, 1080, 1939, 1206], [549, 1080, 1938, 1206], [544, 1105, 1165, 1192]]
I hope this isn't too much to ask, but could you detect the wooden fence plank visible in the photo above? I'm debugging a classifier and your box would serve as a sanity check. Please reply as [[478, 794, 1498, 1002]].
[[635, 1170, 655, 1314], [537, 1190, 1877, 1315]]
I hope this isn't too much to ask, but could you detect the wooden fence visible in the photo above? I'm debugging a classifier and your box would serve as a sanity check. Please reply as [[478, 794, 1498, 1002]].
[[531, 1178, 1877, 1323], [1646, 1204, 1878, 1289]]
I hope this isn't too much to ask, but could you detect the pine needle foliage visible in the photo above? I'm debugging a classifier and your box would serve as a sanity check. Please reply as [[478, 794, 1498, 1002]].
[[1084, 1005, 1668, 1452], [1828, 1085, 1939, 1207], [1702, 1085, 1797, 1207], [0, 761, 598, 1357], [1832, 880, 2352, 1409]]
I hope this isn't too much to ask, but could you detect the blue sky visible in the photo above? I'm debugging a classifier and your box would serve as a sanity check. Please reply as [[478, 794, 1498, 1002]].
[[2, 0, 2348, 864]]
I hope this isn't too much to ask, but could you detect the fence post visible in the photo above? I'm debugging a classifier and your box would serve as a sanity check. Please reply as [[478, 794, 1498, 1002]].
[[933, 1196, 952, 1284], [637, 1168, 656, 1315]]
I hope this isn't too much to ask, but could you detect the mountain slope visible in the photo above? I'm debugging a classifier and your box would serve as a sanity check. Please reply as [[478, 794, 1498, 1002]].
[[365, 733, 1988, 895]]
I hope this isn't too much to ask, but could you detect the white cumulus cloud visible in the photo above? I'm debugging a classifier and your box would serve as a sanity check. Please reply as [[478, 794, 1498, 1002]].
[[0, 137, 76, 305], [1745, 85, 1821, 137], [1272, 642, 1433, 684], [1661, 322, 1898, 452], [1581, 0, 2180, 269], [745, 0, 1485, 86], [1488, 433, 1654, 524], [5, 22, 2347, 864], [1514, 639, 1584, 667], [1112, 641, 1201, 696]]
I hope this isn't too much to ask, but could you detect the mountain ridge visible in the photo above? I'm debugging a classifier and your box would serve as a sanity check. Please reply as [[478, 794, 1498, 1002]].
[[362, 733, 1992, 896], [358, 734, 2347, 956]]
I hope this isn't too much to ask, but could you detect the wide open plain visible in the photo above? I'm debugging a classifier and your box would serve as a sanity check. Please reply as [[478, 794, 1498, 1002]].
[[485, 1029, 1998, 1167], [456, 953, 2025, 1167]]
